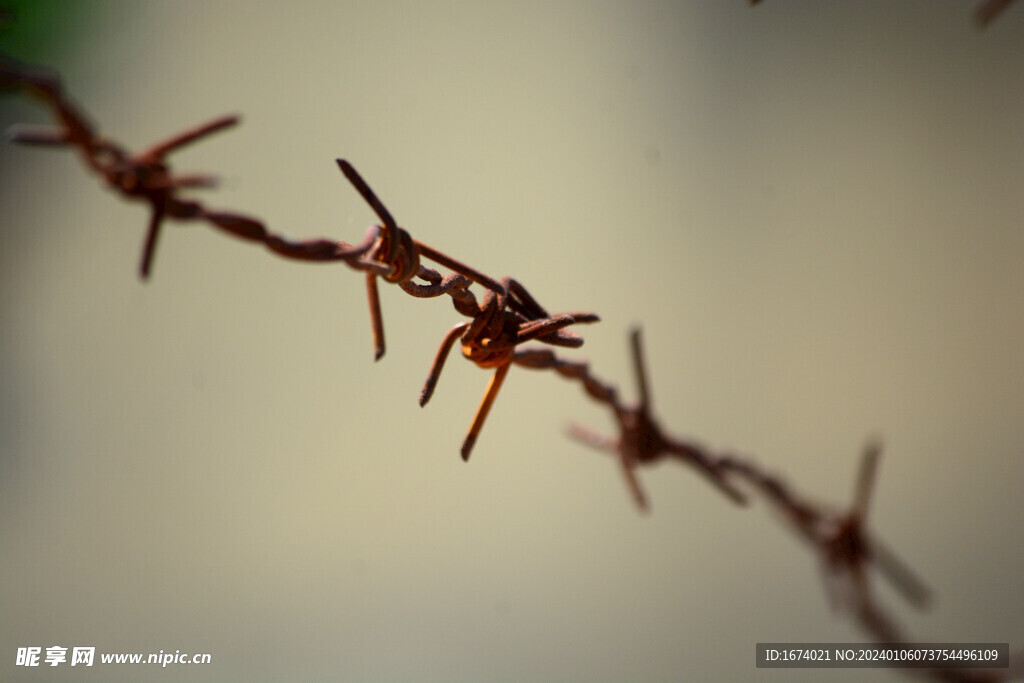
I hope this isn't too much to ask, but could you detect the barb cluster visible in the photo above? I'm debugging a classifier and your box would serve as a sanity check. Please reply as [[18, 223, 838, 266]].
[[2, 49, 1019, 683], [561, 329, 747, 510], [1, 53, 601, 462]]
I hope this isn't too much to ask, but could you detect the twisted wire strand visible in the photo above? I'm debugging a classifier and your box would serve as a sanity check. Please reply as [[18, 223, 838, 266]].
[[519, 334, 1018, 682], [3, 48, 1019, 683], [1, 51, 600, 461]]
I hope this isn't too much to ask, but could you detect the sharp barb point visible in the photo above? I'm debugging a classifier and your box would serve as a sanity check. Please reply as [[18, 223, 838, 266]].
[[460, 434, 476, 462]]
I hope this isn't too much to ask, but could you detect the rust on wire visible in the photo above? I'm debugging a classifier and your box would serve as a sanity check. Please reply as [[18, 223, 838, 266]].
[[335, 159, 601, 459], [718, 442, 933, 613], [564, 328, 747, 510], [3, 45, 1021, 682], [0, 53, 600, 461], [417, 276, 599, 460]]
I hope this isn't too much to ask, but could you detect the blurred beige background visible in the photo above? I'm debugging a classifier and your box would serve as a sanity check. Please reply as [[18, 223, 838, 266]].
[[1, 1, 1021, 681]]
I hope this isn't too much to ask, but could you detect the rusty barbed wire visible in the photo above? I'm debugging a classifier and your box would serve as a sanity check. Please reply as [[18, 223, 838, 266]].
[[718, 440, 939, 641], [0, 52, 599, 462], [2, 48, 1020, 683], [557, 328, 747, 510], [545, 330, 1017, 681], [722, 440, 934, 613]]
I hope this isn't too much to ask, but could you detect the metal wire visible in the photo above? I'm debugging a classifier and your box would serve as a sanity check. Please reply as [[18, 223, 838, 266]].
[[2, 47, 1019, 683]]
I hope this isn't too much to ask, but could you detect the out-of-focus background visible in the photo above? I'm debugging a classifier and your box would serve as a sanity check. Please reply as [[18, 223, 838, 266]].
[[1, 2, 1021, 681]]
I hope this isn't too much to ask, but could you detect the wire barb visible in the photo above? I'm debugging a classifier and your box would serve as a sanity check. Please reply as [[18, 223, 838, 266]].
[[335, 158, 420, 361], [418, 277, 599, 460], [566, 327, 747, 511], [718, 442, 934, 637]]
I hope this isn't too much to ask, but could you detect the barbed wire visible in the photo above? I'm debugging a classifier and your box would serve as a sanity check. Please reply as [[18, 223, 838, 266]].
[[1, 45, 1019, 683]]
